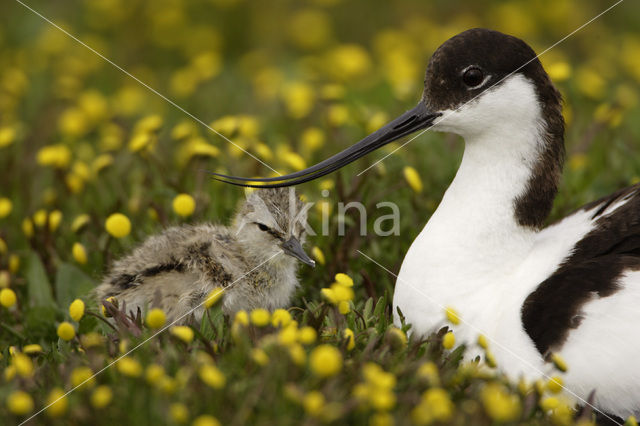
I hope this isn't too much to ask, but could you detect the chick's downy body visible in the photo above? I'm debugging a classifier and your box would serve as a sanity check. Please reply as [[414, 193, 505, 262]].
[[95, 188, 313, 323]]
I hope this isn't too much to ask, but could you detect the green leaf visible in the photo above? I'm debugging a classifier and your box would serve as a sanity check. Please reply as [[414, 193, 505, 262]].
[[55, 262, 96, 309], [25, 252, 55, 308]]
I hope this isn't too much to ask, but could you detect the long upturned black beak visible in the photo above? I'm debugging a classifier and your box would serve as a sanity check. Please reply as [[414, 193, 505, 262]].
[[210, 102, 440, 187], [280, 237, 315, 267]]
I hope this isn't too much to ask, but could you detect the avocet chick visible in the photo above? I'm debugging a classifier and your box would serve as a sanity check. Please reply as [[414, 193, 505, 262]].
[[95, 188, 314, 324]]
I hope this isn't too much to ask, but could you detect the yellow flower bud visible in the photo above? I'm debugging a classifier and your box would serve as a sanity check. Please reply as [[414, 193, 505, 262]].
[[334, 273, 353, 287], [22, 344, 43, 354], [309, 344, 342, 378], [251, 348, 269, 366], [117, 356, 142, 377], [311, 246, 325, 265], [145, 364, 165, 385], [22, 218, 34, 238], [403, 166, 423, 193], [69, 298, 85, 322], [72, 242, 88, 264], [45, 387, 68, 417], [250, 308, 270, 327], [146, 308, 166, 329], [445, 306, 461, 325], [0, 288, 17, 307], [0, 197, 12, 218], [234, 310, 249, 326], [7, 390, 34, 415], [90, 385, 112, 408], [57, 321, 75, 341], [442, 331, 455, 349], [169, 402, 189, 423], [172, 193, 196, 217], [204, 288, 224, 309], [48, 209, 63, 232], [343, 328, 355, 350], [13, 353, 34, 378], [271, 309, 292, 327], [198, 364, 226, 389], [170, 326, 194, 344], [105, 213, 131, 238], [192, 415, 221, 426]]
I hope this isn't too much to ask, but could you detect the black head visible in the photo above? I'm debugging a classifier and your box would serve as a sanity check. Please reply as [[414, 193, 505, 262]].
[[211, 29, 563, 190]]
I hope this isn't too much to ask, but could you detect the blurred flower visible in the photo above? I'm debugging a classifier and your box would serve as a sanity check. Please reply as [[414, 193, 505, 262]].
[[551, 353, 568, 372], [69, 298, 85, 321], [12, 353, 34, 377], [0, 197, 12, 218], [298, 326, 317, 345], [445, 306, 461, 325], [70, 366, 95, 388], [105, 213, 131, 238], [250, 308, 270, 327], [57, 321, 76, 341], [6, 390, 33, 415], [192, 415, 221, 426], [251, 348, 269, 366], [0, 288, 16, 308], [37, 144, 72, 168], [311, 246, 326, 265], [117, 356, 142, 377], [576, 69, 606, 99], [303, 391, 325, 416], [403, 166, 423, 193], [442, 331, 455, 349], [325, 44, 372, 81], [0, 125, 17, 148], [72, 242, 88, 264], [170, 326, 194, 344], [417, 361, 440, 386], [481, 383, 521, 422], [288, 9, 332, 50], [22, 344, 43, 354], [386, 327, 407, 347], [146, 308, 166, 329], [343, 328, 355, 350], [45, 388, 68, 417], [198, 364, 226, 389], [173, 193, 196, 217], [91, 385, 112, 409], [204, 288, 224, 308], [546, 62, 571, 82], [309, 344, 342, 377], [234, 310, 249, 326], [271, 309, 292, 327], [22, 218, 34, 238], [169, 402, 189, 424], [413, 388, 453, 423], [477, 334, 489, 349], [282, 151, 306, 171], [58, 108, 89, 138], [547, 376, 563, 394], [327, 104, 350, 127], [33, 209, 47, 228], [282, 82, 315, 119], [145, 364, 165, 385], [48, 209, 63, 232], [8, 254, 19, 273]]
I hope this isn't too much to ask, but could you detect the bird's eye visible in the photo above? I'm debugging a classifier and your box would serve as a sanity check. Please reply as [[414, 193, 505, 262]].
[[257, 223, 270, 231], [462, 67, 485, 88]]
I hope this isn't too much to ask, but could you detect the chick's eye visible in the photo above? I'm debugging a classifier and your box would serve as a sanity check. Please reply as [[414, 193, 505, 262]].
[[257, 223, 270, 231], [462, 67, 485, 88]]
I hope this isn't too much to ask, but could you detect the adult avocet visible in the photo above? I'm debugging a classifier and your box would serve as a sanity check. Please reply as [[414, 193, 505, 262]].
[[214, 29, 640, 419]]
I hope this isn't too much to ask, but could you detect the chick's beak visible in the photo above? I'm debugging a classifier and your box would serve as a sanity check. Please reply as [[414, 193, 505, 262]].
[[280, 237, 315, 267]]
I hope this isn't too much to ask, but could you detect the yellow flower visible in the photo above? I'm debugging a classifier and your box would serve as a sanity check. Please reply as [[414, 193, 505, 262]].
[[326, 44, 372, 81], [90, 385, 112, 409], [128, 132, 154, 153], [303, 391, 325, 417], [278, 325, 298, 346], [576, 68, 606, 99], [13, 353, 34, 378], [421, 388, 454, 421], [37, 144, 72, 168], [250, 308, 270, 327], [309, 344, 342, 377], [288, 9, 331, 49], [169, 402, 189, 424], [22, 218, 34, 238], [370, 389, 396, 411], [387, 327, 407, 347], [22, 344, 43, 354], [70, 214, 90, 233], [477, 334, 489, 349], [69, 298, 85, 321], [442, 331, 455, 349], [57, 321, 76, 341], [105, 213, 131, 238], [171, 121, 197, 140], [135, 115, 163, 134], [301, 127, 325, 152], [417, 361, 440, 386], [271, 309, 292, 327], [145, 364, 165, 385], [311, 246, 326, 265], [33, 209, 47, 227], [81, 332, 104, 348], [117, 356, 142, 377], [146, 308, 166, 329], [70, 366, 95, 388], [334, 273, 353, 287], [48, 209, 63, 232], [626, 416, 638, 426], [0, 125, 17, 148], [0, 288, 17, 308], [58, 108, 89, 137], [92, 154, 114, 174], [173, 194, 196, 217], [168, 326, 193, 344], [0, 238, 7, 256], [198, 364, 226, 389], [298, 326, 317, 345], [45, 388, 68, 417], [288, 343, 306, 366], [204, 288, 224, 308], [282, 151, 306, 171], [338, 300, 350, 314], [234, 310, 249, 326], [445, 306, 461, 325], [0, 198, 12, 218], [370, 412, 394, 426], [7, 390, 33, 415], [481, 383, 521, 422], [551, 353, 568, 372], [192, 415, 221, 426], [540, 396, 559, 411], [546, 62, 571, 82], [72, 242, 88, 265], [251, 348, 269, 366], [8, 254, 19, 273], [343, 328, 355, 350], [327, 104, 350, 127], [403, 166, 423, 193], [547, 376, 564, 394], [282, 82, 315, 119]]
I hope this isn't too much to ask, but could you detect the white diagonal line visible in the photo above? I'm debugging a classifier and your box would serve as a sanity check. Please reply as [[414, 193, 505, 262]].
[[357, 249, 621, 425], [14, 0, 281, 176], [357, 0, 626, 176], [20, 251, 283, 425]]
